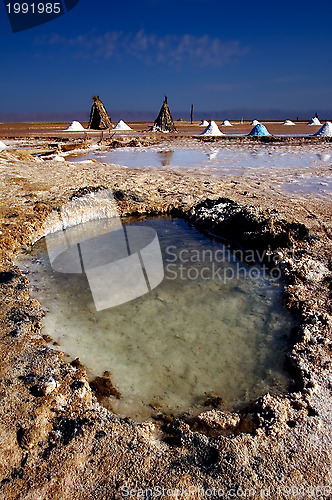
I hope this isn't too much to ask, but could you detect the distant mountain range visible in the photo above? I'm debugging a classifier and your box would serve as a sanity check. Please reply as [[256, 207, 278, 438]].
[[0, 109, 331, 123]]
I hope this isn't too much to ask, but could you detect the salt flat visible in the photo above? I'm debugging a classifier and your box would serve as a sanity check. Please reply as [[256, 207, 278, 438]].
[[0, 125, 331, 499]]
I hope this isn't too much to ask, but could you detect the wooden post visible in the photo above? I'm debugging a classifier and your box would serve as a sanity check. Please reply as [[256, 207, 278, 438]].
[[191, 104, 194, 124]]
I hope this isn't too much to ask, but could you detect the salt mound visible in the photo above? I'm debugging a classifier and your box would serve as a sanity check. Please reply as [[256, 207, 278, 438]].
[[199, 120, 209, 127], [113, 120, 132, 131], [251, 120, 260, 126], [0, 140, 8, 151], [283, 120, 295, 126], [248, 124, 270, 137], [221, 120, 232, 126], [65, 121, 85, 131], [307, 117, 321, 126], [314, 121, 332, 137], [200, 121, 224, 137]]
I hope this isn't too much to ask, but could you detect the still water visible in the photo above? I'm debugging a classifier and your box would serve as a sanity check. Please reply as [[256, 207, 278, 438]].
[[68, 145, 331, 172], [18, 217, 296, 421], [68, 146, 332, 196]]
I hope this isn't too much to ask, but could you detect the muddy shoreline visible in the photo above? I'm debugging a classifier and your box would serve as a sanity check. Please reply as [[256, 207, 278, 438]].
[[0, 133, 331, 498]]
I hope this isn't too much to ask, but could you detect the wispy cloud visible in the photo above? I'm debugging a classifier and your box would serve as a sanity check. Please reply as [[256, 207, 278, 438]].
[[34, 30, 249, 67]]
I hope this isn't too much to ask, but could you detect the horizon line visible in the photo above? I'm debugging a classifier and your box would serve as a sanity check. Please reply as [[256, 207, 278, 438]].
[[1, 108, 332, 123]]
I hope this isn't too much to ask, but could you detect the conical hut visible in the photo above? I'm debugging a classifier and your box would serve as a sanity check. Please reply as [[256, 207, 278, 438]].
[[152, 96, 176, 132], [88, 96, 112, 130]]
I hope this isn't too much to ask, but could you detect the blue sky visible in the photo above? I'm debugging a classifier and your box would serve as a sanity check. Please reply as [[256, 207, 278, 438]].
[[1, 0, 332, 118]]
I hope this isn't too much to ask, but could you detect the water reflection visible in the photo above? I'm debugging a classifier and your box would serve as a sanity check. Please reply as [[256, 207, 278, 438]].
[[317, 153, 331, 162], [68, 146, 332, 178], [282, 176, 332, 196], [158, 150, 174, 166], [206, 149, 219, 160]]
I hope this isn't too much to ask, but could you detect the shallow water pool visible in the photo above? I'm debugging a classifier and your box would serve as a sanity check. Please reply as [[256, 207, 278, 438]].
[[18, 216, 297, 421], [68, 145, 332, 175], [282, 175, 332, 196]]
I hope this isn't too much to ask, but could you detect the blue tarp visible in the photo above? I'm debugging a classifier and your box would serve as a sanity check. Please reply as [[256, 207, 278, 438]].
[[248, 124, 271, 136]]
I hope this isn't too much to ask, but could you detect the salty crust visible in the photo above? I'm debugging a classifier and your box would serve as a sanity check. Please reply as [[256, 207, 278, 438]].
[[0, 131, 331, 499]]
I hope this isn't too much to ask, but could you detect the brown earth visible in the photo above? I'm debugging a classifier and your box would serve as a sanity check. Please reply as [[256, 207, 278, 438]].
[[0, 128, 331, 499], [0, 120, 324, 139]]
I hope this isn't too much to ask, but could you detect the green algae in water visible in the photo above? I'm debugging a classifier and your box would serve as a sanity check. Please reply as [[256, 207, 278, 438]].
[[18, 217, 296, 421]]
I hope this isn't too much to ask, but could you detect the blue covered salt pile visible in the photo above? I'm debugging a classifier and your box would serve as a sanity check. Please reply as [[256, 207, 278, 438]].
[[248, 123, 271, 136]]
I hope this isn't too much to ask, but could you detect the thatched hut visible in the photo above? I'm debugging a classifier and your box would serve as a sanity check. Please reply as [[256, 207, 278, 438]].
[[88, 96, 112, 130], [152, 96, 176, 132]]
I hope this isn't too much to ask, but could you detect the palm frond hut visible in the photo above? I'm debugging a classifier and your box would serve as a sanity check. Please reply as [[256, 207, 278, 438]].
[[152, 96, 176, 132], [88, 96, 112, 130]]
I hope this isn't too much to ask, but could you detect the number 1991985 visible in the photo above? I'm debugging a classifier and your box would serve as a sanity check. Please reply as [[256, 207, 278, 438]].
[[6, 3, 61, 14]]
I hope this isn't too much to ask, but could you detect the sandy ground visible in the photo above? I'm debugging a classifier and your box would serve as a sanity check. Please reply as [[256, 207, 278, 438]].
[[0, 121, 324, 139], [0, 126, 331, 499]]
